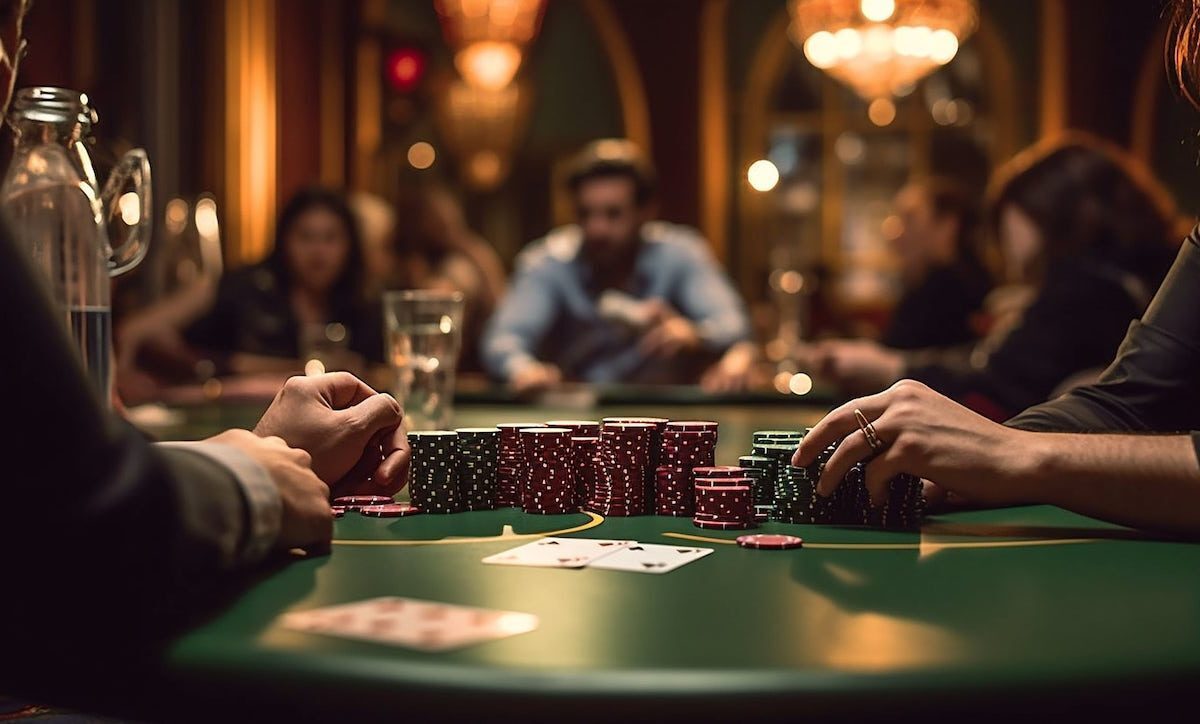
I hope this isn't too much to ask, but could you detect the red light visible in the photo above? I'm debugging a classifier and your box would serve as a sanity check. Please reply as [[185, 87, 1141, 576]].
[[386, 48, 425, 93]]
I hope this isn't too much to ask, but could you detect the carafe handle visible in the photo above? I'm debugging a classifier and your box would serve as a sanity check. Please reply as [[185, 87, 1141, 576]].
[[101, 147, 152, 277]]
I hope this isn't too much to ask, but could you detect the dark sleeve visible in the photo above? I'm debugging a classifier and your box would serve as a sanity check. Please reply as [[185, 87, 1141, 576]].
[[883, 266, 984, 350], [183, 271, 240, 352], [0, 218, 258, 682], [1009, 235, 1200, 462], [907, 266, 1141, 420]]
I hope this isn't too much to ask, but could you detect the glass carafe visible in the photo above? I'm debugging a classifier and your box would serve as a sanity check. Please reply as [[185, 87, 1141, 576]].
[[0, 87, 152, 406]]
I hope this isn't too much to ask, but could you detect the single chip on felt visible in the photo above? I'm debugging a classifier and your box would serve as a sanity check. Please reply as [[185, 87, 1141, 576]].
[[360, 503, 421, 518], [736, 533, 803, 550], [334, 495, 393, 507]]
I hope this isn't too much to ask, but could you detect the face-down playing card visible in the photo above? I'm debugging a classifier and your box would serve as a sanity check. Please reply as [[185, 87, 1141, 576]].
[[280, 596, 539, 652]]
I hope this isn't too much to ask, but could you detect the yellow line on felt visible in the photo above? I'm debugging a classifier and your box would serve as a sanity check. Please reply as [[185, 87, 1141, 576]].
[[662, 532, 1099, 551], [331, 512, 606, 547]]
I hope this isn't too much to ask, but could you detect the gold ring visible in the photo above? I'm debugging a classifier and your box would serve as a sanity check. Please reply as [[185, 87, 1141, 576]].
[[853, 408, 884, 451]]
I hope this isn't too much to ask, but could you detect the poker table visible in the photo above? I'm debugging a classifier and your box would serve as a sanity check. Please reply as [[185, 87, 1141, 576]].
[[137, 399, 1200, 721]]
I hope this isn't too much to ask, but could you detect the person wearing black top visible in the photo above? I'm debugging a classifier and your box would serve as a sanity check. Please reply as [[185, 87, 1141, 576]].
[[186, 186, 384, 374], [810, 136, 1180, 421], [880, 180, 990, 351], [0, 209, 410, 706], [792, 0, 1200, 537]]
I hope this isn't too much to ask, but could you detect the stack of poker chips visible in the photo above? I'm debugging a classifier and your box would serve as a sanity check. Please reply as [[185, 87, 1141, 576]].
[[833, 460, 871, 525], [603, 416, 668, 513], [693, 466, 755, 530], [519, 427, 577, 514], [570, 435, 601, 503], [738, 455, 776, 521], [654, 420, 718, 516], [868, 471, 924, 530], [496, 422, 545, 506], [454, 427, 500, 510], [407, 430, 461, 513], [546, 421, 602, 503], [585, 421, 655, 516]]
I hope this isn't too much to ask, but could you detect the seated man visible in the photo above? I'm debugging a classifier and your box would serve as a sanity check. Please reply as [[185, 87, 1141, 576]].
[[482, 139, 755, 393], [0, 209, 410, 702]]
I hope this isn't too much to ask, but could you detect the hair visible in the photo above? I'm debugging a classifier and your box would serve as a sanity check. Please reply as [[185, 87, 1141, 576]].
[[986, 133, 1181, 283], [1170, 0, 1200, 109], [265, 185, 366, 317], [565, 138, 657, 206], [910, 176, 983, 262]]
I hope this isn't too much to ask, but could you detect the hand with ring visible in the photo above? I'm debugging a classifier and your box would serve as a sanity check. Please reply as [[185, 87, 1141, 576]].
[[791, 379, 1037, 507]]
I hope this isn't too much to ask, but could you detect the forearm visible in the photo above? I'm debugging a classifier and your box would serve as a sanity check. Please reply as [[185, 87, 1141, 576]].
[[1022, 432, 1200, 535]]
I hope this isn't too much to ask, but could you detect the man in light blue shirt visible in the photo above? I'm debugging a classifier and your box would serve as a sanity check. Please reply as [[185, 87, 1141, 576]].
[[482, 139, 755, 392]]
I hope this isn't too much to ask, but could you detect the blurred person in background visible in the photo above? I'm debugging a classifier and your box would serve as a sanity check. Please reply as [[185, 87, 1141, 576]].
[[880, 179, 991, 350], [349, 191, 399, 298], [807, 136, 1181, 421], [387, 187, 506, 372], [185, 186, 383, 375], [802, 178, 991, 385], [482, 139, 755, 394]]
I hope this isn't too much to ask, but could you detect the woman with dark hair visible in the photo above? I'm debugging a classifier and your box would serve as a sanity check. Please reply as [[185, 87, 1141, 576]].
[[793, 0, 1200, 535], [882, 178, 990, 350], [184, 186, 382, 374], [810, 136, 1180, 421]]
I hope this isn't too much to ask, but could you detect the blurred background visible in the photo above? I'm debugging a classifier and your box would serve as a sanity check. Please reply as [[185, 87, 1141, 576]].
[[11, 0, 1195, 407]]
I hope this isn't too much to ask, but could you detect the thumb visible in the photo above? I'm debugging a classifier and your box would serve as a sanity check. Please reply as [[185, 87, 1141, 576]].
[[343, 392, 403, 439]]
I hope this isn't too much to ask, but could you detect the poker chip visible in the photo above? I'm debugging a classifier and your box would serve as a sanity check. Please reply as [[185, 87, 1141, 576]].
[[692, 518, 754, 530], [736, 533, 803, 550], [496, 423, 545, 507], [455, 427, 501, 511], [332, 495, 393, 511], [331, 506, 346, 518], [360, 503, 421, 517], [584, 421, 658, 517], [520, 427, 578, 514], [407, 431, 462, 514]]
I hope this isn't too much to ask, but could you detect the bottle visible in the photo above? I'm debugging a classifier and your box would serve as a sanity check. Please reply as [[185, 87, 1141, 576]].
[[0, 87, 151, 407]]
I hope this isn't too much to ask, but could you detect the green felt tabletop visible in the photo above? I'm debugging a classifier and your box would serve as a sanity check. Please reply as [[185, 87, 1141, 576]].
[[147, 401, 1200, 721]]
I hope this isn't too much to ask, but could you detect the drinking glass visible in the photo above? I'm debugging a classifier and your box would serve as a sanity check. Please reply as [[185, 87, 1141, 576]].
[[384, 290, 465, 431]]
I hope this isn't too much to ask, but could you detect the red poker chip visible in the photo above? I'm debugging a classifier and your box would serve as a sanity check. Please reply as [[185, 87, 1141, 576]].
[[331, 506, 346, 518], [693, 518, 755, 530], [360, 503, 421, 517], [334, 495, 393, 507], [736, 534, 804, 550]]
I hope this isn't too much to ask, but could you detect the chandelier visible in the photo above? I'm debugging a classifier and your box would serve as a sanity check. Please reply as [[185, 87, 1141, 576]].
[[434, 0, 546, 91], [790, 0, 978, 100]]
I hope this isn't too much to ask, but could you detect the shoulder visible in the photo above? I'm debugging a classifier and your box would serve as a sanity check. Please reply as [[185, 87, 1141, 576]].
[[513, 225, 582, 274], [641, 222, 715, 264]]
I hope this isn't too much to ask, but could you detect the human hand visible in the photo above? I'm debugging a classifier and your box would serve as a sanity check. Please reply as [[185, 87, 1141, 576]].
[[792, 379, 1034, 507], [808, 339, 904, 393], [207, 429, 332, 549], [638, 301, 702, 359], [253, 372, 410, 497], [700, 341, 758, 393], [510, 361, 562, 395]]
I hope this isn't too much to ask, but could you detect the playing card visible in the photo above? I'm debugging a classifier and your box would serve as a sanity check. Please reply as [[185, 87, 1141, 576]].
[[586, 543, 714, 574], [481, 536, 634, 568], [280, 596, 539, 652]]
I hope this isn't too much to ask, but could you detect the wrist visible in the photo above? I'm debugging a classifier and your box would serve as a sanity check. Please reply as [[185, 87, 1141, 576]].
[[1004, 429, 1060, 504]]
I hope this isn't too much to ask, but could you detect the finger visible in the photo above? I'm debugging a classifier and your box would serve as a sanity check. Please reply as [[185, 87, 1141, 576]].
[[817, 411, 894, 496], [313, 371, 378, 409], [341, 392, 403, 440], [792, 387, 898, 466], [374, 426, 411, 491], [863, 448, 907, 507], [922, 479, 948, 511]]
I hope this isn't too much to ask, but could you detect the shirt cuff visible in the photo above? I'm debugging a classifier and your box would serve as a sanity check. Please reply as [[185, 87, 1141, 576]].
[[157, 440, 282, 564]]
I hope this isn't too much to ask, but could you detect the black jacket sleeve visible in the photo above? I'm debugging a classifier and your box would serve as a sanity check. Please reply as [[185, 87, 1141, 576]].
[[0, 217, 258, 686], [907, 262, 1143, 420], [1009, 231, 1200, 459]]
